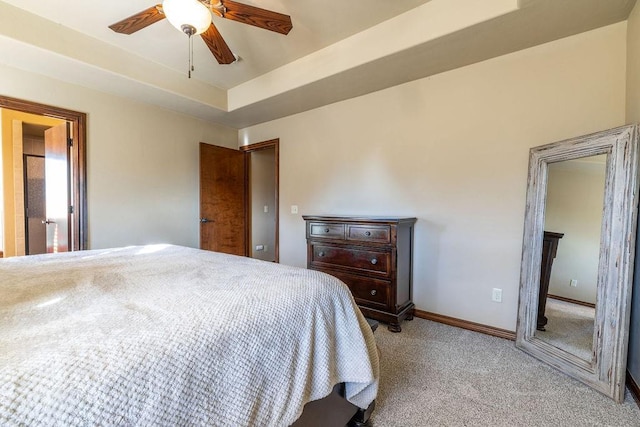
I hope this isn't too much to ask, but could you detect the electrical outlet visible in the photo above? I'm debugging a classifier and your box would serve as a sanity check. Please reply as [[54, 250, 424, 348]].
[[570, 279, 578, 287], [492, 288, 503, 303], [291, 205, 298, 214], [263, 205, 269, 213], [255, 245, 264, 251]]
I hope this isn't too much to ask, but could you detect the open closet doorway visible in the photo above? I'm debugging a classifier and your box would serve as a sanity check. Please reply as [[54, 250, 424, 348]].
[[242, 141, 278, 263], [199, 139, 279, 262], [0, 96, 87, 257]]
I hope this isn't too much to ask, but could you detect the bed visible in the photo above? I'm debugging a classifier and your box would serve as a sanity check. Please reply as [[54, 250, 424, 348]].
[[0, 245, 379, 426]]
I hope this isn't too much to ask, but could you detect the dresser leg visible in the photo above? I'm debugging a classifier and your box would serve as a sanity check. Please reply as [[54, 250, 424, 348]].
[[405, 312, 414, 321], [388, 323, 402, 333]]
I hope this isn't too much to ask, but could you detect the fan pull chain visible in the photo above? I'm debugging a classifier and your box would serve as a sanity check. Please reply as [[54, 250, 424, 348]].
[[191, 34, 195, 76], [188, 34, 193, 78], [180, 24, 197, 78]]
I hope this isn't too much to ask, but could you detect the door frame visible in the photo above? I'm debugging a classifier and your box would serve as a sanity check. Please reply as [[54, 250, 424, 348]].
[[240, 139, 279, 262], [0, 95, 88, 251]]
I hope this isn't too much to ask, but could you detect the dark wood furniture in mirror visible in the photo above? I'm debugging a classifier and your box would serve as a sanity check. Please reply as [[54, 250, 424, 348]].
[[303, 216, 416, 332], [537, 231, 563, 331]]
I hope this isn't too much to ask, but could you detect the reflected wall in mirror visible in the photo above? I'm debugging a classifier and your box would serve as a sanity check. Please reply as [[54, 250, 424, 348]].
[[535, 155, 606, 362], [516, 125, 639, 403]]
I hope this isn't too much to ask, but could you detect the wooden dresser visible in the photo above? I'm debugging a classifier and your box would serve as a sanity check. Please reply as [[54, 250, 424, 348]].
[[303, 215, 416, 332]]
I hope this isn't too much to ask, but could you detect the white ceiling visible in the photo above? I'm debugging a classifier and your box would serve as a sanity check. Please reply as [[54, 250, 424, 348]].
[[0, 0, 636, 128]]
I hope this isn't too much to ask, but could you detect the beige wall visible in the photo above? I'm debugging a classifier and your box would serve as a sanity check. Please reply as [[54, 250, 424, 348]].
[[627, 3, 640, 124], [239, 23, 627, 330], [545, 158, 606, 305], [0, 63, 238, 250], [626, 0, 640, 397]]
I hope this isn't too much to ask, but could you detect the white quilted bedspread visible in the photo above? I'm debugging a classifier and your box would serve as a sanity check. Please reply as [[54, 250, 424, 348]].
[[0, 245, 379, 426]]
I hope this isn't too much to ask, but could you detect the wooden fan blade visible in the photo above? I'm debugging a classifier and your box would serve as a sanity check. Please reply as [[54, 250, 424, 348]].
[[109, 5, 165, 35], [201, 23, 236, 64], [220, 0, 292, 35]]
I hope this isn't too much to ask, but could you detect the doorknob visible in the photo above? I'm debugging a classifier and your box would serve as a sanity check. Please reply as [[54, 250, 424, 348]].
[[200, 218, 213, 223], [42, 219, 55, 225]]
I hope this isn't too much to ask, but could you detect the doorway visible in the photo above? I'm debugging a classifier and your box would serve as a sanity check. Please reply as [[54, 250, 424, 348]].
[[242, 141, 278, 262], [199, 139, 279, 262], [0, 96, 87, 257]]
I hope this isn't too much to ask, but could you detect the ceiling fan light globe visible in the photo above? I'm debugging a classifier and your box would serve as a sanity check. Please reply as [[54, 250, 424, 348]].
[[163, 0, 211, 35]]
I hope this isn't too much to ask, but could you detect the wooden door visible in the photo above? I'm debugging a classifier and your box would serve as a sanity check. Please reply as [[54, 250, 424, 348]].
[[44, 122, 70, 253], [199, 143, 247, 255]]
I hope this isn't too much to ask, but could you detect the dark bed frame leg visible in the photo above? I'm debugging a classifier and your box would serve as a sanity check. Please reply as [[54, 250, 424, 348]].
[[348, 400, 375, 427], [347, 319, 378, 426]]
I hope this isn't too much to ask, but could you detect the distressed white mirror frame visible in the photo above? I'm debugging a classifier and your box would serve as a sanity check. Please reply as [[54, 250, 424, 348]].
[[516, 124, 640, 403]]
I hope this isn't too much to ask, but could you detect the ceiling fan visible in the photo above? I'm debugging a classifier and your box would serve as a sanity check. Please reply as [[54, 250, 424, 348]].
[[109, 0, 293, 66]]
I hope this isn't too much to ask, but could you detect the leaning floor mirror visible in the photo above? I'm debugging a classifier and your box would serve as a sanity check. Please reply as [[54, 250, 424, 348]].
[[516, 124, 639, 403]]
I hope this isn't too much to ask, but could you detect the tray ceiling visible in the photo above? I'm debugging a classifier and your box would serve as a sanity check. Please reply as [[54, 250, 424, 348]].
[[0, 0, 636, 128]]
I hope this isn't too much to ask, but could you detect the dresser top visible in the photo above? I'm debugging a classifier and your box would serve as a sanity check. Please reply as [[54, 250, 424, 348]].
[[302, 215, 416, 225]]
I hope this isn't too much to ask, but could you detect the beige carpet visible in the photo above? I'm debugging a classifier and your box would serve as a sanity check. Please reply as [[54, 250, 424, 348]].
[[537, 298, 595, 361], [370, 318, 640, 426]]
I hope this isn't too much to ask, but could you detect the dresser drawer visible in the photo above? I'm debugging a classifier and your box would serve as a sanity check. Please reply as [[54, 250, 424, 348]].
[[310, 244, 391, 277], [308, 222, 345, 239], [347, 224, 391, 244], [320, 269, 390, 310]]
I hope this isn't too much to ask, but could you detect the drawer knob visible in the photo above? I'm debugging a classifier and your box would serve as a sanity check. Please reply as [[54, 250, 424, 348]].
[[365, 231, 371, 236], [370, 289, 377, 296], [324, 228, 330, 233], [318, 251, 325, 257], [370, 258, 378, 265]]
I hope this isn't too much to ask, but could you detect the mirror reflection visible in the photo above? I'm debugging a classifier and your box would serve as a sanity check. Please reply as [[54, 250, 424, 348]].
[[535, 154, 606, 362]]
